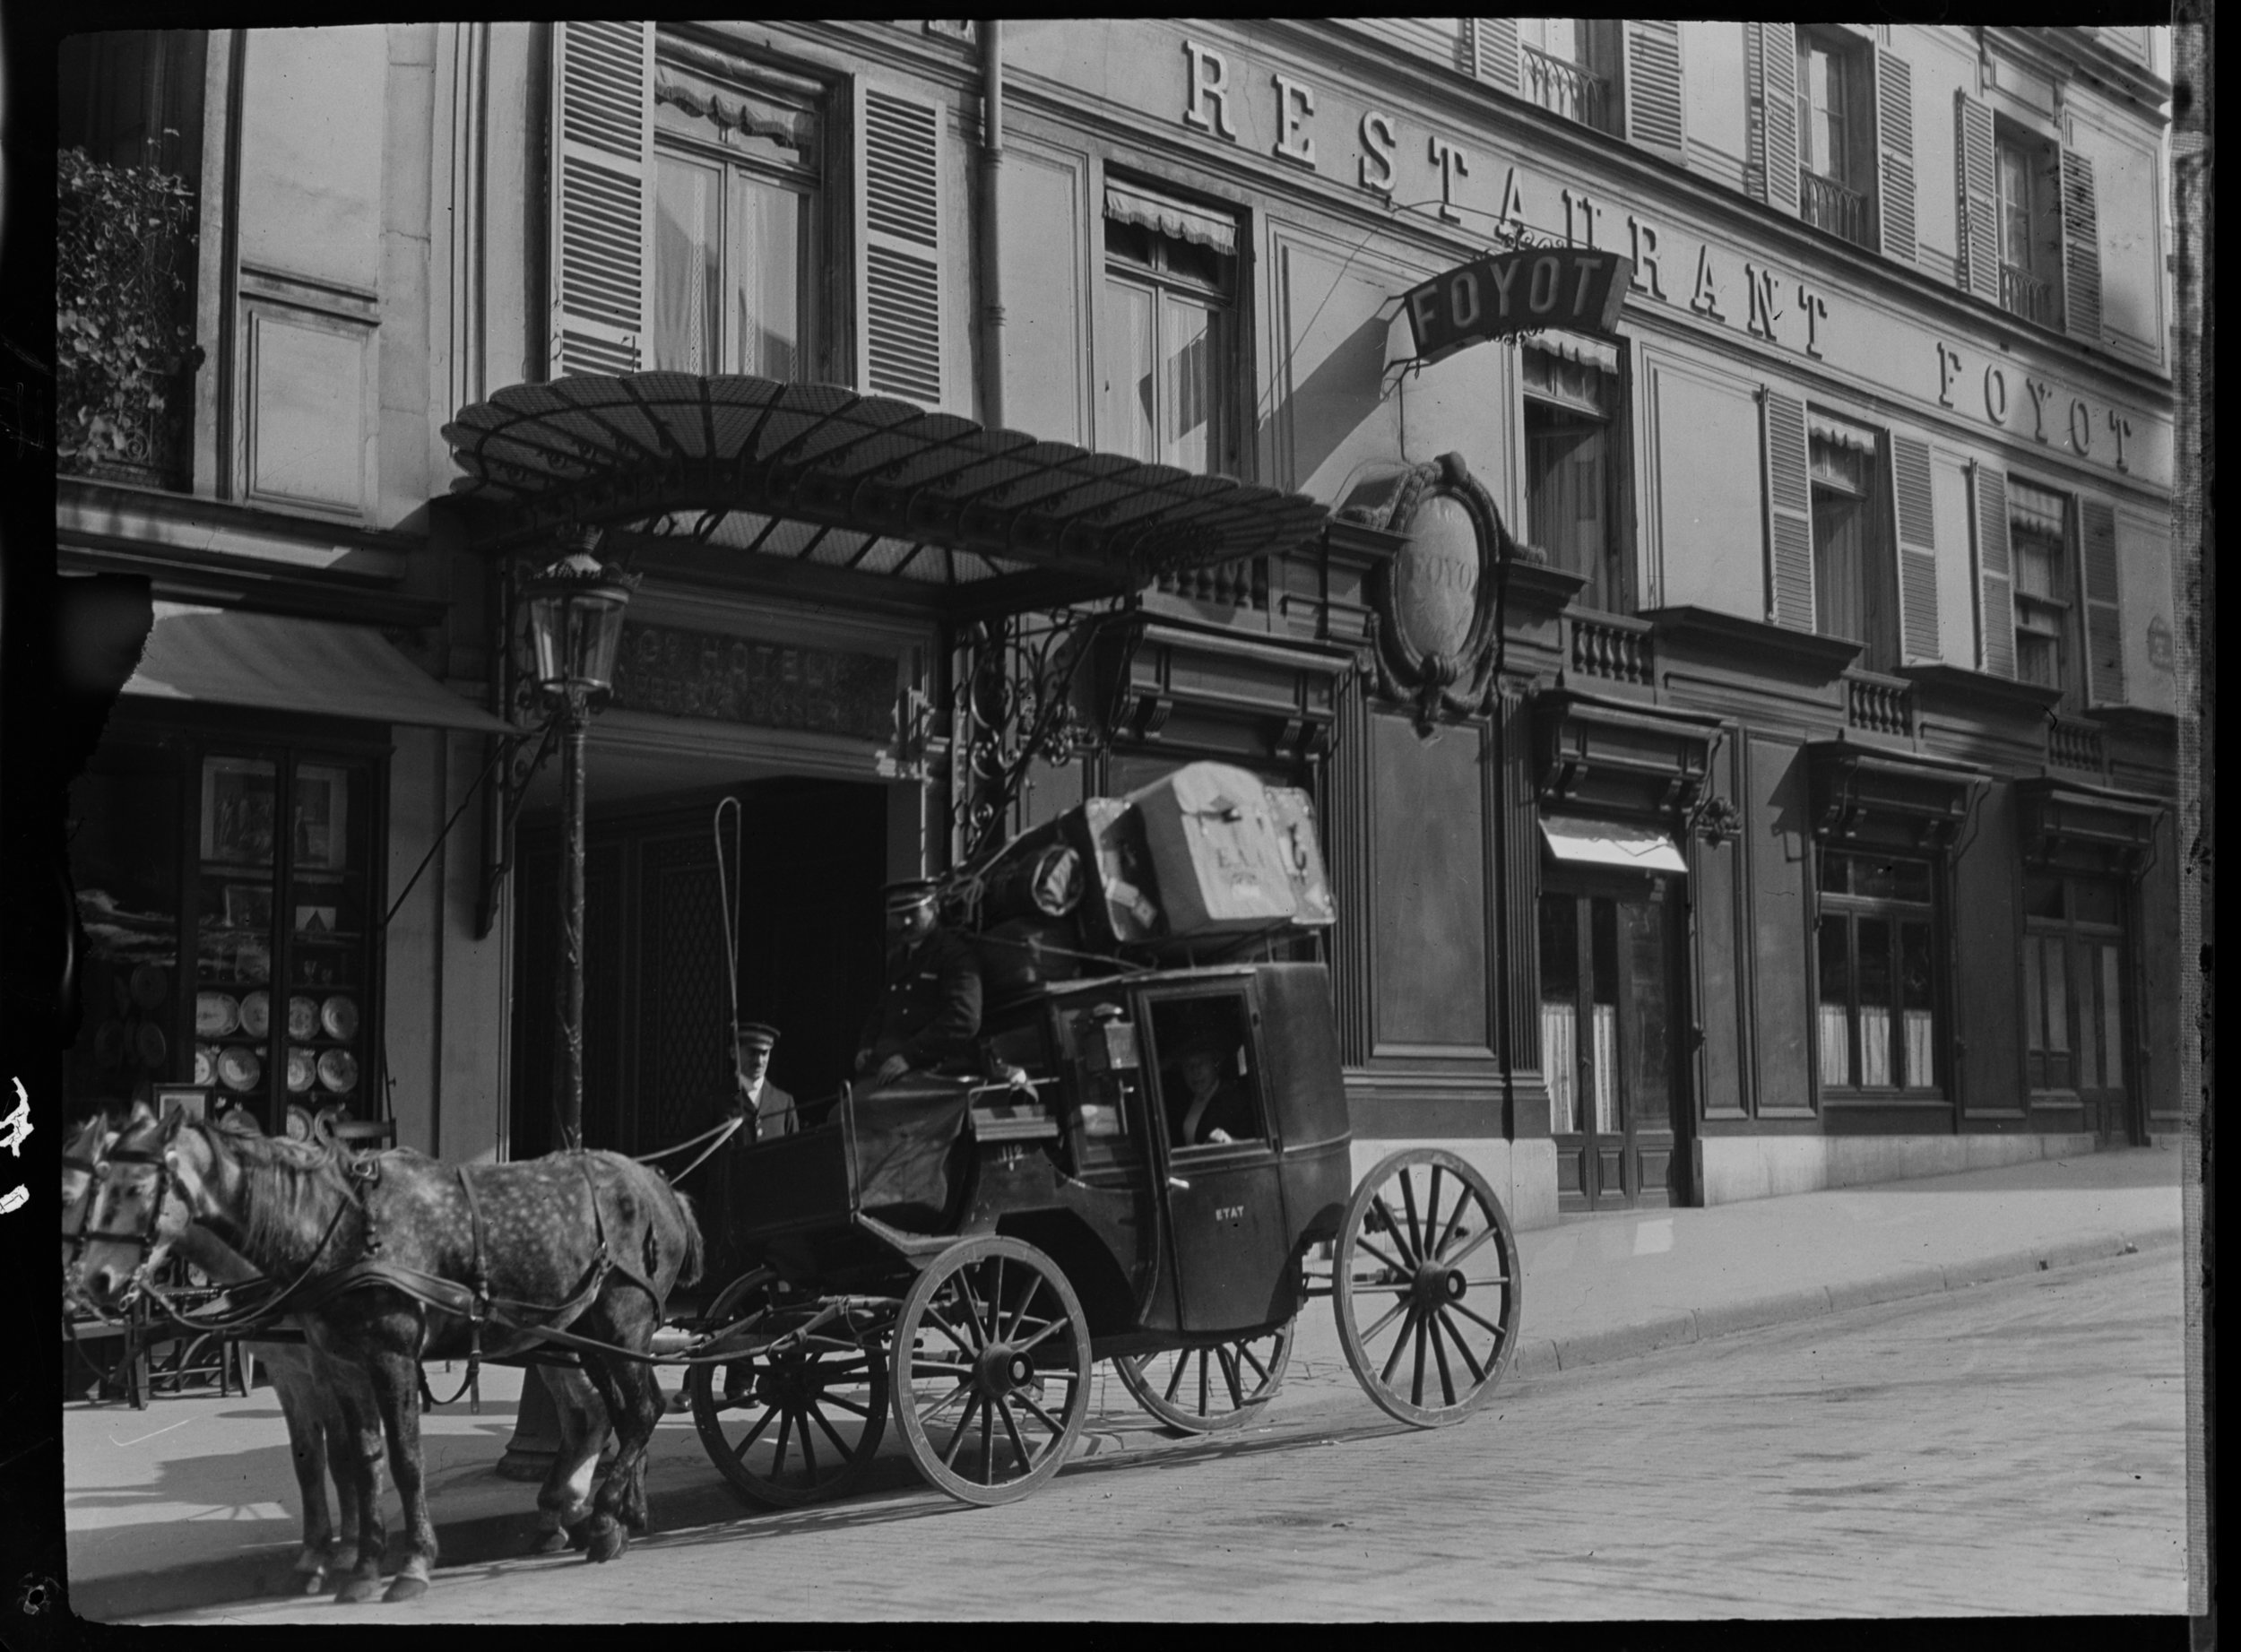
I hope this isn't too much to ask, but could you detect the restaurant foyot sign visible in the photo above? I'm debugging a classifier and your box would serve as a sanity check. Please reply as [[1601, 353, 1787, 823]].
[[1401, 247, 1634, 363]]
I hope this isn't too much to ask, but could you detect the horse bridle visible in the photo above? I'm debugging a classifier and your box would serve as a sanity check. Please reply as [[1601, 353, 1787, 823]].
[[61, 1146, 105, 1261]]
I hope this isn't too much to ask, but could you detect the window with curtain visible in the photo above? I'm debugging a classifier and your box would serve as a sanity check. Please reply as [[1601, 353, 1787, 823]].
[[2007, 476, 2072, 698], [650, 54, 823, 381], [1815, 849, 1942, 1095], [1795, 31, 1872, 245], [1100, 178, 1240, 476], [1807, 415, 1891, 666], [1523, 342, 1625, 611], [1993, 126, 2063, 327]]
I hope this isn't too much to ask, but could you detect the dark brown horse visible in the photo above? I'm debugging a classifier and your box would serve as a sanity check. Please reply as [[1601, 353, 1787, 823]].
[[74, 1113, 700, 1603]]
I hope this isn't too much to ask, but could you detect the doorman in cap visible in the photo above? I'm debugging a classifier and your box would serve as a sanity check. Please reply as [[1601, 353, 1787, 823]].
[[855, 878, 983, 1090], [730, 1021, 796, 1139]]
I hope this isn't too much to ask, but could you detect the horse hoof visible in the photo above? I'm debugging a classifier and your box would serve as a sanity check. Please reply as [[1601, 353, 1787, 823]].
[[334, 1577, 383, 1604], [383, 1575, 429, 1604], [530, 1529, 570, 1556], [298, 1568, 329, 1596], [586, 1527, 627, 1564]]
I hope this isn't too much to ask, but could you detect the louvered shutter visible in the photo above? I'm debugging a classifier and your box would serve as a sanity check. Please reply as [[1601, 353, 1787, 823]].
[[2079, 497, 2124, 705], [1970, 464, 2015, 677], [1873, 48, 1916, 266], [1747, 23, 1800, 216], [2058, 147, 2102, 343], [856, 84, 945, 406], [1468, 18, 1519, 92], [1954, 91, 1998, 300], [1622, 20, 1686, 164], [1890, 435, 1940, 662], [548, 22, 653, 379], [1761, 389, 1815, 630]]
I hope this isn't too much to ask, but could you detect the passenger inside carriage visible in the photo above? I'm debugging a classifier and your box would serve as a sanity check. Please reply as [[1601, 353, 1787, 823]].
[[1154, 999, 1266, 1148]]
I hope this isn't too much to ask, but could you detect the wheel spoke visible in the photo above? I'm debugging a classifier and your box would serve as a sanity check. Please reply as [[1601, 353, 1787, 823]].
[[1428, 1307, 1458, 1407], [1443, 1224, 1500, 1269], [1423, 1166, 1444, 1267], [978, 1395, 996, 1483], [1431, 1187, 1475, 1262], [796, 1409, 818, 1481], [1160, 1355, 1188, 1404], [930, 1313, 979, 1362], [983, 1258, 1005, 1345], [910, 1358, 978, 1379], [996, 1397, 1034, 1469], [810, 1405, 855, 1464], [953, 1276, 991, 1351], [917, 1378, 973, 1427], [1369, 1194, 1420, 1267], [1013, 1388, 1069, 1437], [732, 1403, 781, 1457], [1398, 1171, 1426, 1267], [1432, 1309, 1487, 1385], [770, 1406, 795, 1478], [1011, 1315, 1065, 1354], [1449, 1296, 1511, 1346], [1411, 1313, 1430, 1407], [1000, 1277, 1041, 1345], [941, 1394, 984, 1469], [1356, 1293, 1412, 1345], [1380, 1307, 1419, 1385], [1237, 1342, 1273, 1388], [1352, 1235, 1411, 1278], [819, 1390, 873, 1419], [1216, 1345, 1244, 1408]]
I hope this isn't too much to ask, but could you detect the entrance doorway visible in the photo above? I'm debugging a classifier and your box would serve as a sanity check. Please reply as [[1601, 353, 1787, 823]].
[[508, 776, 887, 1161], [1538, 877, 1688, 1212], [2022, 872, 2133, 1145]]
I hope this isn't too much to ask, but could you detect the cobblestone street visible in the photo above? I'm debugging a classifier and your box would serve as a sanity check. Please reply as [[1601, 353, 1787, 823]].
[[124, 1249, 2191, 1624]]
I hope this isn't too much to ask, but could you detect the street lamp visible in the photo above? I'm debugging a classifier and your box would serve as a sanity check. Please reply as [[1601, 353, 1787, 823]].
[[523, 528, 638, 1153]]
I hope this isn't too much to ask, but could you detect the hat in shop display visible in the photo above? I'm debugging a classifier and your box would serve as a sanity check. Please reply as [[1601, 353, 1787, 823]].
[[883, 878, 939, 913]]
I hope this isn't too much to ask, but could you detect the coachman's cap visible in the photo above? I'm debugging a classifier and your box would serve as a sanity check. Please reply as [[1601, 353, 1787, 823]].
[[883, 878, 939, 913], [736, 1022, 780, 1051]]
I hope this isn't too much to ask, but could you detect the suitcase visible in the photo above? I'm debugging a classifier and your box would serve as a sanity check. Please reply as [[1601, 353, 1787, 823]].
[[1124, 762, 1299, 937]]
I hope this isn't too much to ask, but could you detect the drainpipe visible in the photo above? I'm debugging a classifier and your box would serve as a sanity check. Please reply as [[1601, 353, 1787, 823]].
[[975, 20, 1006, 429]]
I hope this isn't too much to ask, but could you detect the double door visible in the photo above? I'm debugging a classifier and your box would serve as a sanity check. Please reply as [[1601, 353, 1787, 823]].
[[1539, 878, 1687, 1213], [2022, 874, 2133, 1144]]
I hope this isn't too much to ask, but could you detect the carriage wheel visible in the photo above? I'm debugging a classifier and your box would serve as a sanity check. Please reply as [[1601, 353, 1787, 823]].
[[687, 1269, 890, 1509], [1111, 1319, 1295, 1435], [1332, 1148, 1521, 1428], [890, 1237, 1091, 1506]]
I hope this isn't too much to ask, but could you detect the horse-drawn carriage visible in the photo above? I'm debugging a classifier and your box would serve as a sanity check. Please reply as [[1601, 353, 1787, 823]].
[[679, 956, 1524, 1507]]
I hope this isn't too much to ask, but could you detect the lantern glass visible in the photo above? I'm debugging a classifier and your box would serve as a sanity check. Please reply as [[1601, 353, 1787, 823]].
[[525, 578, 632, 696]]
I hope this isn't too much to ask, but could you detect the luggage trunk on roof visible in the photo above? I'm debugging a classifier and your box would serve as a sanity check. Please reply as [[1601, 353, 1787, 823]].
[[1129, 762, 1300, 937]]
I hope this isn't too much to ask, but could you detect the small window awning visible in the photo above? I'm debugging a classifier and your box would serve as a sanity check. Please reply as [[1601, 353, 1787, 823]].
[[1520, 330, 1622, 376], [1103, 178, 1238, 255], [1539, 814, 1689, 874], [121, 602, 518, 734], [444, 374, 1325, 596], [1808, 410, 1880, 454]]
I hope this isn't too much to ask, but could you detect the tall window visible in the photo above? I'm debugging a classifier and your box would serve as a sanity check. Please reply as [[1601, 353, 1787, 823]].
[[650, 56, 824, 379], [1524, 341, 1626, 611], [1808, 414, 1893, 667], [1795, 33, 1870, 245], [2008, 477, 2072, 696], [1816, 849, 1942, 1094], [1994, 128, 2061, 327], [2021, 874, 2127, 1101], [1101, 177, 1239, 476], [1519, 21, 1621, 134]]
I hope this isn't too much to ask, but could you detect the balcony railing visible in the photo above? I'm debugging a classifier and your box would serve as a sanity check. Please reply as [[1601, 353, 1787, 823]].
[[2000, 264, 2058, 329], [1157, 556, 1268, 611], [1522, 46, 1615, 135], [1567, 611, 1656, 689], [1798, 169, 1873, 247], [1843, 670, 1916, 739], [2046, 715, 2106, 773]]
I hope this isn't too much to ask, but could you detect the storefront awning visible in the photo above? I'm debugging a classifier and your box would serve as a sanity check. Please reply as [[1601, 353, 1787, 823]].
[[122, 602, 518, 734], [1540, 814, 1689, 874], [1103, 178, 1239, 255], [442, 374, 1327, 593]]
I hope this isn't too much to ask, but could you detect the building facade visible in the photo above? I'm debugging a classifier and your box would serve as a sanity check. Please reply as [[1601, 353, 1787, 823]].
[[56, 21, 2181, 1228]]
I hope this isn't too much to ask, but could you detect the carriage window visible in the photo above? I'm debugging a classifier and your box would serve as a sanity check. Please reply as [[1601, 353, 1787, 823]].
[[1150, 996, 1265, 1150]]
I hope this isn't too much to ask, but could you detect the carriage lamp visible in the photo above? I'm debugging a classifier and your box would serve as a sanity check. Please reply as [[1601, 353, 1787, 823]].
[[523, 527, 640, 703]]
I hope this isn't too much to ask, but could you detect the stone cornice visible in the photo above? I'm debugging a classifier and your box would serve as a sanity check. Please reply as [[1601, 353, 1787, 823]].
[[1642, 605, 1864, 678]]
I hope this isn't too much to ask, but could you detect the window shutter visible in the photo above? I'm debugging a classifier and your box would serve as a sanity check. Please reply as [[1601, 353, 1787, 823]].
[[1890, 435, 1940, 662], [1746, 23, 1799, 216], [1761, 389, 1815, 630], [548, 22, 654, 378], [1872, 48, 1916, 266], [1622, 21, 1686, 164], [1969, 463, 2015, 677], [1467, 18, 1519, 93], [856, 83, 945, 406], [2079, 496, 2124, 705], [2058, 146, 2102, 344], [1954, 91, 1998, 300]]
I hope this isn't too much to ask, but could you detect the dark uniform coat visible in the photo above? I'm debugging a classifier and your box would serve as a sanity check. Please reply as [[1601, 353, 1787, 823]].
[[744, 1077, 797, 1139], [1176, 1080, 1256, 1146], [860, 927, 984, 1075]]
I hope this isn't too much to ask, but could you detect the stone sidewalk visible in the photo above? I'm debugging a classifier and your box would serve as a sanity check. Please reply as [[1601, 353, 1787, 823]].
[[62, 1142, 2185, 1621]]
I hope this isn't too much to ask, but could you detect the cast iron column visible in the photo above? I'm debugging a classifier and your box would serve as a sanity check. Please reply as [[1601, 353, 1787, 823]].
[[556, 682, 590, 1149]]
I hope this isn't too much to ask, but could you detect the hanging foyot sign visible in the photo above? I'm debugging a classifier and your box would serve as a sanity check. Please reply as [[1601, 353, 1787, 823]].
[[1402, 249, 1634, 366]]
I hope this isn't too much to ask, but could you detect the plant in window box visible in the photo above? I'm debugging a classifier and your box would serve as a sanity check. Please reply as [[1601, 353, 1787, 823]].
[[56, 145, 203, 489]]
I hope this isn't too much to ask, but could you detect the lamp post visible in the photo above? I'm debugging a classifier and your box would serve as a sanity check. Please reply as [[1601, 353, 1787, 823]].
[[495, 526, 635, 1482], [521, 529, 637, 1152]]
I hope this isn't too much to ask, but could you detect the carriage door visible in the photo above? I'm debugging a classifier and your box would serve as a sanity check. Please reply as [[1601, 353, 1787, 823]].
[[1539, 877, 1684, 1213], [1143, 989, 1292, 1333]]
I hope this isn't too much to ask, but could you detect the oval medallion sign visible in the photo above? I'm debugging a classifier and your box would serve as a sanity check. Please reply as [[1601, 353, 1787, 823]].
[[1390, 492, 1482, 662]]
